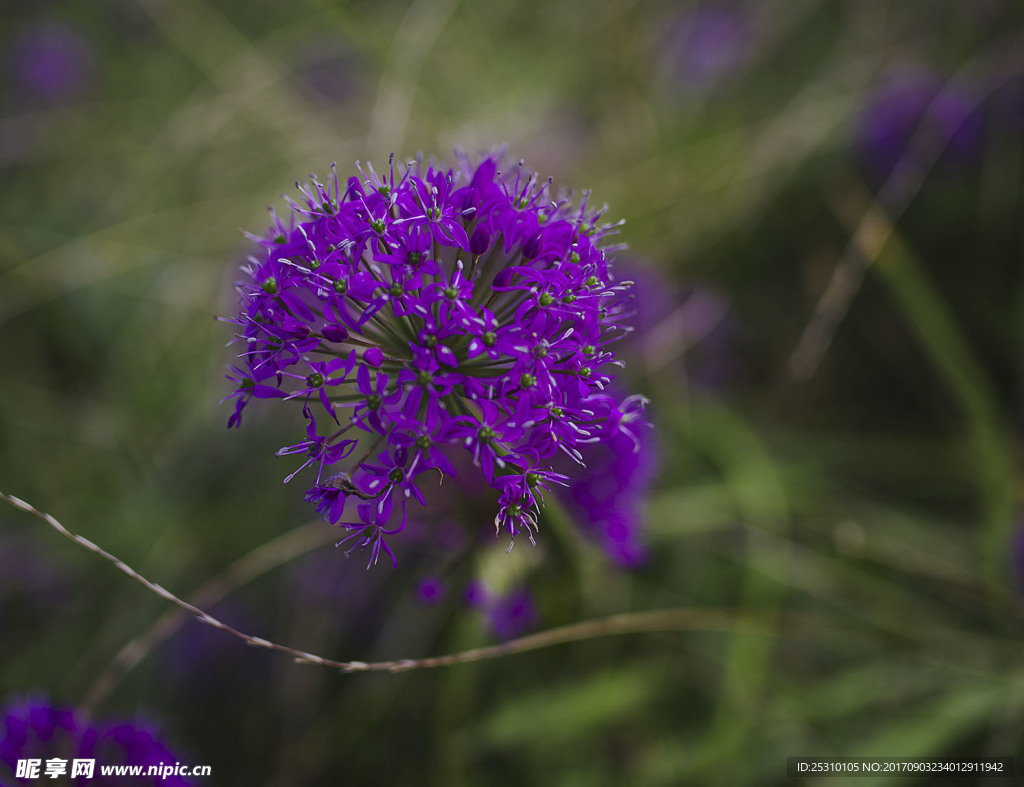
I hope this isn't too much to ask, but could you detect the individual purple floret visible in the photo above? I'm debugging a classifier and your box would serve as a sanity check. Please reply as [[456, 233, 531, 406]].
[[223, 150, 649, 566], [0, 699, 191, 786]]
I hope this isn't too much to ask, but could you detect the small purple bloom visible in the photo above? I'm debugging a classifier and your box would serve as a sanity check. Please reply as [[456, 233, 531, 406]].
[[277, 405, 358, 484], [223, 150, 649, 565], [416, 576, 444, 604], [305, 476, 350, 523], [464, 579, 489, 609]]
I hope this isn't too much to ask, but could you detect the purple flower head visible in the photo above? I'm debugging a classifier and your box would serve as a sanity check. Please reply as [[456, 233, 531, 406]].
[[223, 150, 649, 565], [0, 699, 191, 786], [10, 23, 94, 102], [855, 69, 985, 179]]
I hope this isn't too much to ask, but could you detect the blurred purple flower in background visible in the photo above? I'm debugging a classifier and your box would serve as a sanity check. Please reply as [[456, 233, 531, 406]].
[[464, 579, 488, 608], [662, 4, 753, 92], [620, 264, 741, 391], [9, 22, 93, 102], [415, 575, 444, 605], [486, 587, 537, 640], [565, 427, 657, 568], [0, 700, 190, 786], [855, 69, 985, 180], [464, 581, 537, 640]]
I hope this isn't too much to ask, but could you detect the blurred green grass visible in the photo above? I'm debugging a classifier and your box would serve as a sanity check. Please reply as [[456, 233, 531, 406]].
[[2, 0, 1024, 784]]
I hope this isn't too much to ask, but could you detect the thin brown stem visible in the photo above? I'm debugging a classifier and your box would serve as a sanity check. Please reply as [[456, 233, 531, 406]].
[[0, 490, 815, 680], [0, 492, 346, 672], [340, 608, 790, 673], [81, 522, 336, 714]]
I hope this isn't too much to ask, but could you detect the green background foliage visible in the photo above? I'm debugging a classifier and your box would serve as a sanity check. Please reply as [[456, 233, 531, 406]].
[[2, 0, 1024, 784]]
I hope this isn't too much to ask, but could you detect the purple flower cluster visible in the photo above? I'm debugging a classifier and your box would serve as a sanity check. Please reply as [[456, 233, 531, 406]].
[[0, 700, 190, 786], [224, 151, 649, 566]]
